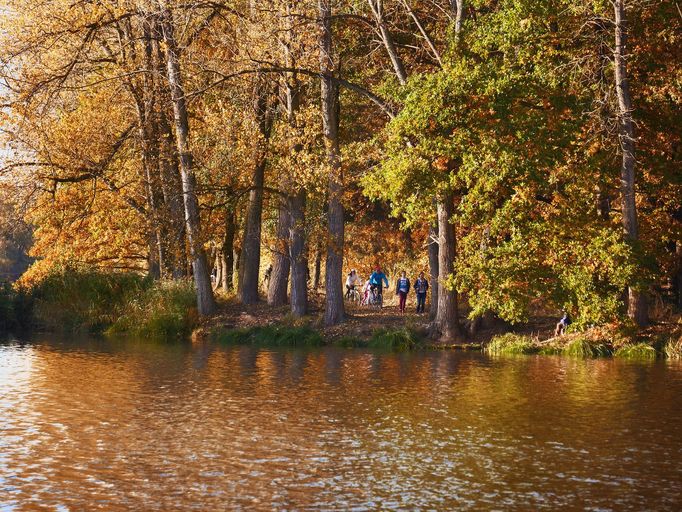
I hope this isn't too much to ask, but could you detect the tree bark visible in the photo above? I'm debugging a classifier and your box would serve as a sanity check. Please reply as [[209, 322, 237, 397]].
[[614, 0, 647, 326], [238, 76, 272, 304], [268, 202, 291, 306], [431, 192, 460, 342], [312, 246, 322, 290], [289, 189, 308, 317], [152, 15, 187, 278], [427, 221, 439, 319], [320, 0, 345, 326], [159, 5, 215, 315]]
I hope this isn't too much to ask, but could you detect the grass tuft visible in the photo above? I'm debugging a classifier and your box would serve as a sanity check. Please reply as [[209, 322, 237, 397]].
[[562, 337, 612, 358], [367, 327, 424, 350], [614, 343, 658, 360], [485, 333, 538, 355]]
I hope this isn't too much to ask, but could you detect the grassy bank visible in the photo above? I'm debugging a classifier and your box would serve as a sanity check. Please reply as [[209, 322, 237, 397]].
[[210, 323, 427, 351]]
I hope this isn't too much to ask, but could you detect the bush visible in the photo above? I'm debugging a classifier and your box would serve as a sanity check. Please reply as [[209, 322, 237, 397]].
[[212, 325, 324, 347], [562, 337, 612, 358], [614, 343, 658, 360], [108, 280, 198, 339], [485, 333, 539, 355]]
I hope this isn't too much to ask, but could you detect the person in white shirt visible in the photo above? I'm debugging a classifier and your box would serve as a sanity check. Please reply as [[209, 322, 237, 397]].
[[345, 269, 360, 299]]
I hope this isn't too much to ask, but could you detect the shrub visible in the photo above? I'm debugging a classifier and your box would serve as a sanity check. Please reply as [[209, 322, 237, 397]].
[[614, 343, 658, 360], [108, 280, 198, 339], [485, 333, 538, 355]]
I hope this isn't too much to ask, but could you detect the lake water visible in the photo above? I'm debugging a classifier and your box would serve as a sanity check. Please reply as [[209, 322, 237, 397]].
[[1, 337, 682, 511]]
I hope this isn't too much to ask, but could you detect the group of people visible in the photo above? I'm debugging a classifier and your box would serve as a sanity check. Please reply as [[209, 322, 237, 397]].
[[345, 267, 430, 314]]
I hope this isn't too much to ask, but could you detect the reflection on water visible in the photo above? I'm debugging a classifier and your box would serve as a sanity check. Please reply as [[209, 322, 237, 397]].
[[1, 337, 682, 510]]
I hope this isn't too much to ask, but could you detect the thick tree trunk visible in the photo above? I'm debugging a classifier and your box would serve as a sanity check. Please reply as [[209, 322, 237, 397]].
[[159, 6, 215, 315], [289, 190, 308, 317], [614, 0, 647, 326], [428, 222, 439, 319], [319, 0, 345, 326], [221, 210, 236, 291], [238, 77, 272, 304], [238, 159, 265, 304], [432, 192, 460, 342], [268, 203, 291, 306]]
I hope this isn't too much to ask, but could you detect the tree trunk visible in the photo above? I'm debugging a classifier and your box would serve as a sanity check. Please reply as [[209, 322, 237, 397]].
[[238, 77, 272, 305], [221, 210, 236, 291], [368, 0, 407, 85], [152, 16, 187, 278], [289, 190, 308, 317], [614, 0, 647, 326], [312, 247, 322, 290], [268, 202, 291, 306], [159, 6, 215, 316], [319, 0, 345, 326], [428, 222, 439, 319], [432, 192, 460, 342]]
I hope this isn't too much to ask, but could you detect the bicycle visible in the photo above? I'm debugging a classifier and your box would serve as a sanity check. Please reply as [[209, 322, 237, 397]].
[[346, 287, 361, 304], [367, 287, 383, 308]]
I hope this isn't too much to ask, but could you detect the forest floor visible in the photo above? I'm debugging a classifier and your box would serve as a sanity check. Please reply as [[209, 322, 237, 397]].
[[195, 289, 561, 348]]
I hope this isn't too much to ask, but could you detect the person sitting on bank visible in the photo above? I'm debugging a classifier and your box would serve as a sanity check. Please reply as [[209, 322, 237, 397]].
[[414, 272, 429, 314], [555, 311, 572, 336], [395, 271, 411, 315]]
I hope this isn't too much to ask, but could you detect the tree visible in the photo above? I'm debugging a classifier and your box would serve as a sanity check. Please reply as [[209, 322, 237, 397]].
[[158, 3, 215, 315]]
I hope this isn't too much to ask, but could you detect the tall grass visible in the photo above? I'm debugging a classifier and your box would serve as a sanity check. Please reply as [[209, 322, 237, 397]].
[[562, 337, 612, 358], [31, 268, 148, 332], [614, 343, 658, 360], [485, 333, 539, 355], [29, 268, 198, 338], [664, 336, 682, 359]]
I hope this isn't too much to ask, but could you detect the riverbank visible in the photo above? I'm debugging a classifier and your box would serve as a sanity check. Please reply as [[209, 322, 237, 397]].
[[3, 269, 680, 358], [196, 293, 682, 358]]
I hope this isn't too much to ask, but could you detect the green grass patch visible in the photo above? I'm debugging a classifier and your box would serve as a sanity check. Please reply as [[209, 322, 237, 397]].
[[367, 327, 425, 351], [614, 343, 658, 360], [485, 333, 539, 355], [562, 337, 612, 358], [212, 324, 324, 347]]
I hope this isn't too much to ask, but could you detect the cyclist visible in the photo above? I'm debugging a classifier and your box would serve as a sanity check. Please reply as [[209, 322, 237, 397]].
[[345, 269, 360, 299], [368, 266, 389, 307]]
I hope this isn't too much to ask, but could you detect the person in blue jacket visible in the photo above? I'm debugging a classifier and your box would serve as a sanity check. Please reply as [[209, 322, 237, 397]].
[[368, 266, 389, 306]]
